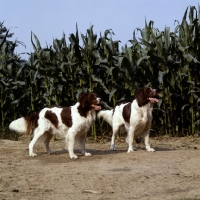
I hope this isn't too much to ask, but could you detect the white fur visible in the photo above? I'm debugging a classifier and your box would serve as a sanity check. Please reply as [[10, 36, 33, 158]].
[[9, 117, 27, 134], [98, 100, 155, 152], [97, 109, 113, 126], [9, 101, 99, 159]]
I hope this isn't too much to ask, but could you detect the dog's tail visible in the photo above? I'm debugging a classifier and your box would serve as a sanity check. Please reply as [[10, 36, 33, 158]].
[[97, 109, 113, 126], [9, 112, 39, 135]]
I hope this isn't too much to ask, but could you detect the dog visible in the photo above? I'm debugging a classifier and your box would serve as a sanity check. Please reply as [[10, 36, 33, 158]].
[[97, 87, 158, 152], [9, 92, 102, 159]]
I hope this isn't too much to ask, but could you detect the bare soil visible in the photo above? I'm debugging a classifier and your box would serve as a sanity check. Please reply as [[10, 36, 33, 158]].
[[1, 135, 200, 200]]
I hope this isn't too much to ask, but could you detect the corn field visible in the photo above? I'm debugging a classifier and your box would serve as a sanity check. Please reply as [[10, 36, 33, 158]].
[[1, 6, 200, 139]]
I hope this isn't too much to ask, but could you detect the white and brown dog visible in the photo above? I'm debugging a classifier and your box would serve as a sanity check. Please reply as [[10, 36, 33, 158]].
[[9, 92, 102, 159], [97, 87, 158, 152]]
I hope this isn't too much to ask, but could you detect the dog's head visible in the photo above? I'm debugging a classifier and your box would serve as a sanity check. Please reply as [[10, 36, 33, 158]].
[[136, 87, 158, 107], [79, 92, 102, 111]]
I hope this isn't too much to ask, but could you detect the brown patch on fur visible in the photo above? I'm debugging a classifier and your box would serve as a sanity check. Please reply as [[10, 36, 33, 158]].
[[25, 112, 39, 135], [61, 107, 72, 127], [45, 110, 58, 128], [136, 87, 157, 107], [78, 92, 100, 117], [122, 103, 131, 123]]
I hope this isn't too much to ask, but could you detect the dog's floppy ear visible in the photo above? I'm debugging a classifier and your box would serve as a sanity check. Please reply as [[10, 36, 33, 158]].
[[136, 87, 147, 107], [78, 93, 90, 109]]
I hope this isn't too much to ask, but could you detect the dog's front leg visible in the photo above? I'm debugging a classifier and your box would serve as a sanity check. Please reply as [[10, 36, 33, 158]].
[[67, 130, 78, 159], [144, 131, 155, 152], [78, 133, 92, 157], [127, 126, 135, 153]]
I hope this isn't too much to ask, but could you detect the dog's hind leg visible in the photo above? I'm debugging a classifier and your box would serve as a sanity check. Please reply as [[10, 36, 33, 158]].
[[110, 126, 118, 150], [43, 132, 55, 154], [29, 127, 44, 157]]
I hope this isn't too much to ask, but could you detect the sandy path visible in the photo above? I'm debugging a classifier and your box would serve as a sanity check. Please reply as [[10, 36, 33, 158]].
[[0, 136, 200, 200]]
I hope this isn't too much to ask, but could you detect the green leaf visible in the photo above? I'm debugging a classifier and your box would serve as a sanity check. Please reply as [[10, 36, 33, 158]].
[[183, 53, 200, 63], [158, 70, 168, 84], [91, 75, 110, 94], [109, 88, 117, 102], [136, 56, 150, 66], [0, 29, 9, 50], [31, 32, 41, 52]]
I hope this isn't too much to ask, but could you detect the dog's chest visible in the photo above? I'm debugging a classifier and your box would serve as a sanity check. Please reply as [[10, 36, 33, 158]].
[[84, 113, 94, 127], [142, 110, 152, 122], [140, 105, 152, 118], [76, 111, 95, 131], [138, 117, 151, 131], [133, 107, 152, 128]]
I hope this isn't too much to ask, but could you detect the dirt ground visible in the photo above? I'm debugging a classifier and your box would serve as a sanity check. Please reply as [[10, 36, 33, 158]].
[[1, 135, 200, 200]]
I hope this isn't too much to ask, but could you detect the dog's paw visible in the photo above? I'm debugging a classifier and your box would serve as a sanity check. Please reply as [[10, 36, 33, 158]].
[[132, 146, 137, 151], [85, 152, 92, 157], [110, 144, 116, 151], [146, 147, 155, 152], [127, 149, 134, 153], [48, 150, 56, 155], [70, 154, 79, 159], [30, 152, 37, 157]]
